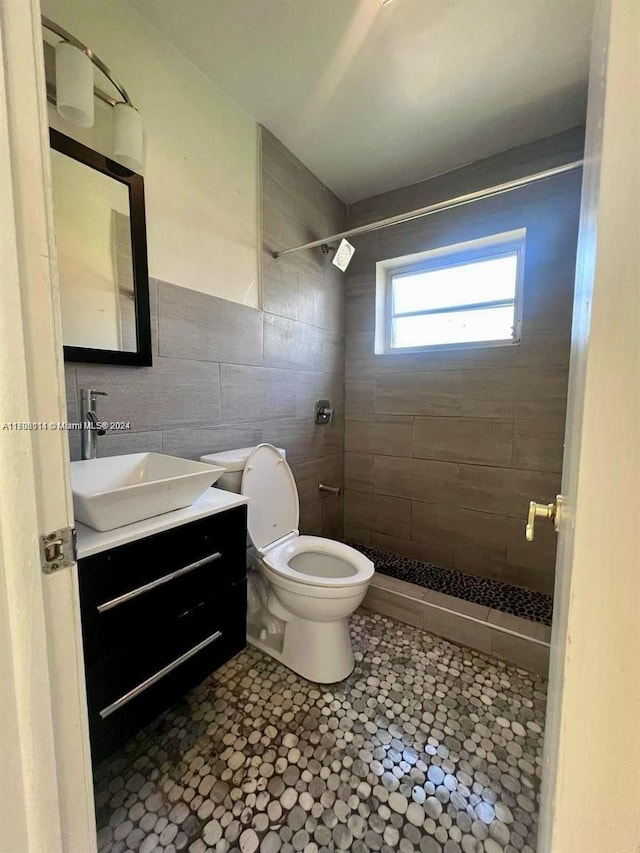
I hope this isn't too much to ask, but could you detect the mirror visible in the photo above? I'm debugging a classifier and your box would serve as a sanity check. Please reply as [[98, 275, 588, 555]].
[[50, 129, 152, 365]]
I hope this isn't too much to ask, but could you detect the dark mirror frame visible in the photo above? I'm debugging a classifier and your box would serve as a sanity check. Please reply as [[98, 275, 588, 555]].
[[50, 128, 152, 366]]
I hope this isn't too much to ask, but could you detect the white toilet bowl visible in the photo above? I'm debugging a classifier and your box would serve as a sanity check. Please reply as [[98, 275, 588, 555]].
[[202, 443, 374, 683], [253, 534, 374, 683]]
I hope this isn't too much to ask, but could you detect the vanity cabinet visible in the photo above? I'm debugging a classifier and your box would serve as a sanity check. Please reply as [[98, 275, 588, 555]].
[[77, 504, 247, 763]]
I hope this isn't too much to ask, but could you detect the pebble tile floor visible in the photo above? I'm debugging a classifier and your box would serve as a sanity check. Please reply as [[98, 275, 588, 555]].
[[94, 610, 547, 853], [349, 544, 553, 627]]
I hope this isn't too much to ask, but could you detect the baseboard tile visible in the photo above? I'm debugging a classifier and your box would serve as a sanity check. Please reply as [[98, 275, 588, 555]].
[[362, 575, 550, 675]]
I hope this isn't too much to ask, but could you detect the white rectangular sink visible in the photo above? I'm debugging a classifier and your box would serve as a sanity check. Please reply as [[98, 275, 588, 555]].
[[71, 453, 225, 532]]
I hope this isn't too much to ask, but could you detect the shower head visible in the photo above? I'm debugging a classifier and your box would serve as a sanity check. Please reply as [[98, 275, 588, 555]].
[[322, 238, 356, 272]]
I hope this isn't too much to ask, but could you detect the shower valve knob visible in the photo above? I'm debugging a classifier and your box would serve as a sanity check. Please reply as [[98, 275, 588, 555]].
[[315, 399, 333, 425]]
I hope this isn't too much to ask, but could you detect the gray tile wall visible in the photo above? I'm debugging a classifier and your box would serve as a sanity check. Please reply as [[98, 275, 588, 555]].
[[344, 127, 585, 595], [65, 128, 346, 540]]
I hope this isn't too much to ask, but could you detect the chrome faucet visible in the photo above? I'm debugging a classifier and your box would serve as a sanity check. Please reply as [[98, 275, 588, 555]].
[[80, 388, 108, 460]]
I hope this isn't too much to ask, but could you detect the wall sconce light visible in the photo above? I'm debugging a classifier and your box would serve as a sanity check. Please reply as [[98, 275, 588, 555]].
[[113, 103, 143, 172], [55, 40, 94, 127], [43, 16, 144, 173]]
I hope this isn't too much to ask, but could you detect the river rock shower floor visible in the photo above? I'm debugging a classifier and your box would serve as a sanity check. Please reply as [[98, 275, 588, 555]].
[[94, 610, 547, 853], [349, 544, 553, 626]]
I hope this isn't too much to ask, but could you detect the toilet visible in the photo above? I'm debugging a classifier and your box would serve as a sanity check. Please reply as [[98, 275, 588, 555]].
[[200, 443, 374, 683]]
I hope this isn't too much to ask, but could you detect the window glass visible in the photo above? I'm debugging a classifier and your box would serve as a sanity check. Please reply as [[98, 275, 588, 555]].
[[385, 235, 524, 350], [392, 305, 516, 348], [391, 253, 518, 315]]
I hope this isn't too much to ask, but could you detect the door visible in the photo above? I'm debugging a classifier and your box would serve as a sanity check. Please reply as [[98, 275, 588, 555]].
[[537, 0, 640, 850], [0, 0, 96, 850]]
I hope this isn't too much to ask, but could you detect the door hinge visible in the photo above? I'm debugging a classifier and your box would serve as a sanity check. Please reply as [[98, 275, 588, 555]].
[[40, 526, 77, 574]]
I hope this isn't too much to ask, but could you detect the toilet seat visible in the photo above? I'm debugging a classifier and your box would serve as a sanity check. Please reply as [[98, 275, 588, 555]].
[[264, 535, 374, 589], [241, 444, 373, 589], [241, 444, 300, 554]]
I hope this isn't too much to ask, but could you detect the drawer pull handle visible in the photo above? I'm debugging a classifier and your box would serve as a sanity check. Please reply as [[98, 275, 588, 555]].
[[99, 630, 223, 719], [97, 552, 222, 613]]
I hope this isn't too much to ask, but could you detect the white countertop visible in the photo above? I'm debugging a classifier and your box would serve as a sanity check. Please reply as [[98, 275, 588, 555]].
[[76, 488, 248, 559]]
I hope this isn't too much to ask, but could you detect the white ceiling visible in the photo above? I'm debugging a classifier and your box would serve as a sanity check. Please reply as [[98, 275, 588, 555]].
[[132, 0, 593, 203]]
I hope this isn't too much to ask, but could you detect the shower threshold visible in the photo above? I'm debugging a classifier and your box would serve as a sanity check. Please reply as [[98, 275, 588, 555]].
[[349, 542, 552, 674], [349, 541, 552, 626]]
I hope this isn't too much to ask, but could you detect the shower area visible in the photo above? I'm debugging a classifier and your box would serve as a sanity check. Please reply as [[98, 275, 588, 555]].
[[262, 124, 584, 672], [341, 134, 582, 671]]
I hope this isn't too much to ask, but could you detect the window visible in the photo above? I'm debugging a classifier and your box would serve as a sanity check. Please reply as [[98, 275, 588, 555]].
[[376, 230, 525, 353]]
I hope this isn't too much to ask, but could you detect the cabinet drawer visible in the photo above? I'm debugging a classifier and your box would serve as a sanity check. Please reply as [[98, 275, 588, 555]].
[[86, 579, 246, 762], [79, 506, 247, 666]]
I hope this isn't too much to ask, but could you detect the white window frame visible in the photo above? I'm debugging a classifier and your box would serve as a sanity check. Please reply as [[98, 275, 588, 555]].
[[374, 228, 526, 354]]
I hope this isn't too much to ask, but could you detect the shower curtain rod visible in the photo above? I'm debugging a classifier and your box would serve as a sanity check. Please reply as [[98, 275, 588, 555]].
[[272, 159, 583, 259]]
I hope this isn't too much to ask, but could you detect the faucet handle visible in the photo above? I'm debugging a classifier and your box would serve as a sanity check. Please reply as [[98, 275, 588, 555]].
[[86, 411, 107, 436], [81, 388, 108, 404]]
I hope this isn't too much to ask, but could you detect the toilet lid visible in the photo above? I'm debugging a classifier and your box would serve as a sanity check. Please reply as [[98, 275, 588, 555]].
[[241, 444, 299, 553]]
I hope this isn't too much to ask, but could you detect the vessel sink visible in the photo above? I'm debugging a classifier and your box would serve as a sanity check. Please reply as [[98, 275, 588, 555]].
[[70, 453, 225, 532]]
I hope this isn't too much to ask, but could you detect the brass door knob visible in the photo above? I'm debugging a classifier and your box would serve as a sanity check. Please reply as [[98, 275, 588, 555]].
[[525, 495, 563, 541]]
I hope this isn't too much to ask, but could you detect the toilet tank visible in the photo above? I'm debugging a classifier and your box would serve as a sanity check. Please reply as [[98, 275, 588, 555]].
[[200, 445, 286, 493]]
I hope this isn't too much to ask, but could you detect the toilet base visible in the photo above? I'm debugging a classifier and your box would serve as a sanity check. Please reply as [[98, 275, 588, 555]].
[[247, 615, 355, 684]]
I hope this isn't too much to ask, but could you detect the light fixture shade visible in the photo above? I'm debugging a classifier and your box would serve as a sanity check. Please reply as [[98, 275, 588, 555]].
[[113, 102, 143, 172], [55, 41, 94, 127]]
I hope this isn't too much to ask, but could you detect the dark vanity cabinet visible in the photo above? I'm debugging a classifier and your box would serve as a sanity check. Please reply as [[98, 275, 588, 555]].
[[77, 505, 247, 763]]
